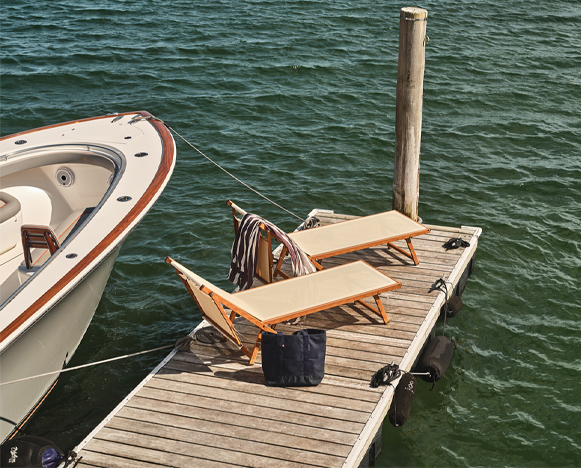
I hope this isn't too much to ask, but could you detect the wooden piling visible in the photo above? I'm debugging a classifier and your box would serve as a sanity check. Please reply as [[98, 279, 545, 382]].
[[393, 7, 428, 222]]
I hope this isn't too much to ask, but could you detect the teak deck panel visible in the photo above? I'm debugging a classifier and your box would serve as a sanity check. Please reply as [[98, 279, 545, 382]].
[[73, 212, 481, 468]]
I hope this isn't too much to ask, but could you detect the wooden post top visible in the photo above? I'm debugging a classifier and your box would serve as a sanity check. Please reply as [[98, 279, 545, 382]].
[[400, 7, 428, 21]]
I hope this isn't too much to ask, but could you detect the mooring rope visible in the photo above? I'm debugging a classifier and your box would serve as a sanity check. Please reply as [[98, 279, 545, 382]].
[[0, 337, 194, 387], [165, 124, 305, 222]]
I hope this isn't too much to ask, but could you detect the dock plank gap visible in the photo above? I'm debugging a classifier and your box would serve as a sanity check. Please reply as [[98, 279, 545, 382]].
[[72, 210, 482, 468]]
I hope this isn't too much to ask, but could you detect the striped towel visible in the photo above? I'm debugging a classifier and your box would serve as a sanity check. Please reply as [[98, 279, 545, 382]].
[[228, 213, 316, 291]]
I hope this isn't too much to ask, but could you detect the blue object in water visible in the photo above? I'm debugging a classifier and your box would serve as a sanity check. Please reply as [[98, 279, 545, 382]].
[[42, 448, 64, 468]]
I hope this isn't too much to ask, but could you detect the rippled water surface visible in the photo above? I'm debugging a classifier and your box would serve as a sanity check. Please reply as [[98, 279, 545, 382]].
[[2, 1, 580, 466]]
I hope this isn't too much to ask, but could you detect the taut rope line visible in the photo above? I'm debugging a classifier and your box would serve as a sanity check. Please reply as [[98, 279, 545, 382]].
[[0, 338, 193, 387], [166, 124, 305, 222]]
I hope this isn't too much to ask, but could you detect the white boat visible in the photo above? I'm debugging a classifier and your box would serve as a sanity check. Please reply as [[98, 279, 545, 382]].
[[0, 111, 176, 443]]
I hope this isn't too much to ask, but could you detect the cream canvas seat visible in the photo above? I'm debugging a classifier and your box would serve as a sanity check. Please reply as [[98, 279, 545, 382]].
[[166, 256, 401, 364], [227, 200, 430, 282]]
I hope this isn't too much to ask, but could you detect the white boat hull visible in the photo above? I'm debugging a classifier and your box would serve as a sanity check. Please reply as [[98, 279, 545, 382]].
[[0, 247, 119, 441], [0, 111, 176, 442]]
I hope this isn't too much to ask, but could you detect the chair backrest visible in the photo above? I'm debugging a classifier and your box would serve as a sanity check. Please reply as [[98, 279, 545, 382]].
[[255, 234, 273, 283], [182, 274, 242, 347], [227, 200, 274, 284], [227, 199, 247, 235], [168, 257, 258, 346], [21, 225, 60, 270]]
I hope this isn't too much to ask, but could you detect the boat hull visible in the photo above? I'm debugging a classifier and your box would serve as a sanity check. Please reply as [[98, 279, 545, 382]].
[[0, 246, 120, 442], [0, 111, 176, 443]]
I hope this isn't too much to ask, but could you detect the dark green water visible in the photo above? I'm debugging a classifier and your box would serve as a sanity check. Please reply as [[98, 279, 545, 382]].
[[2, 1, 580, 466]]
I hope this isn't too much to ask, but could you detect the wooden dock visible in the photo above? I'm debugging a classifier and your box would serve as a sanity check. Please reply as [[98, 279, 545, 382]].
[[72, 211, 481, 468]]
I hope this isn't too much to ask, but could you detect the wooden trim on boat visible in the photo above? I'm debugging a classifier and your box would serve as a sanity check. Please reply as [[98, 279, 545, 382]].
[[0, 112, 175, 345], [8, 377, 60, 440], [0, 110, 150, 141]]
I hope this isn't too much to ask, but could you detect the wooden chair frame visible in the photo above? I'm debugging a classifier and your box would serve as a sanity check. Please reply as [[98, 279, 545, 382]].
[[167, 256, 401, 364], [229, 201, 276, 284], [273, 234, 420, 280], [227, 200, 430, 282]]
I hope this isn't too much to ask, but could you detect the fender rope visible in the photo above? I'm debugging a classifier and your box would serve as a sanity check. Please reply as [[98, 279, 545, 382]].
[[430, 277, 455, 335]]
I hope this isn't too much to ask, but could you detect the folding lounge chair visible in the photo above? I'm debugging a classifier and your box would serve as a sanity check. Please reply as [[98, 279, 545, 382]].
[[227, 200, 430, 281], [166, 256, 401, 364]]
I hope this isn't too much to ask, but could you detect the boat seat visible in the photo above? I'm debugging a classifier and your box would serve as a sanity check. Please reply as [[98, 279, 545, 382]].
[[0, 186, 51, 226], [0, 192, 23, 256], [0, 192, 21, 223]]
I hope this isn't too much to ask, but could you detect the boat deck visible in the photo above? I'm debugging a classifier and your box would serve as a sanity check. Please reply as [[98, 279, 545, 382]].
[[73, 211, 481, 468]]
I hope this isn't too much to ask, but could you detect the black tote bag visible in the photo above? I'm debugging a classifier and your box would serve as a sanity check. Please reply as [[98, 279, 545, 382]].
[[261, 329, 326, 387]]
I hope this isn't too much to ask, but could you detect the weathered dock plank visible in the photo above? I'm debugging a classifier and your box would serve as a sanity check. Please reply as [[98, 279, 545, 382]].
[[73, 212, 481, 468]]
